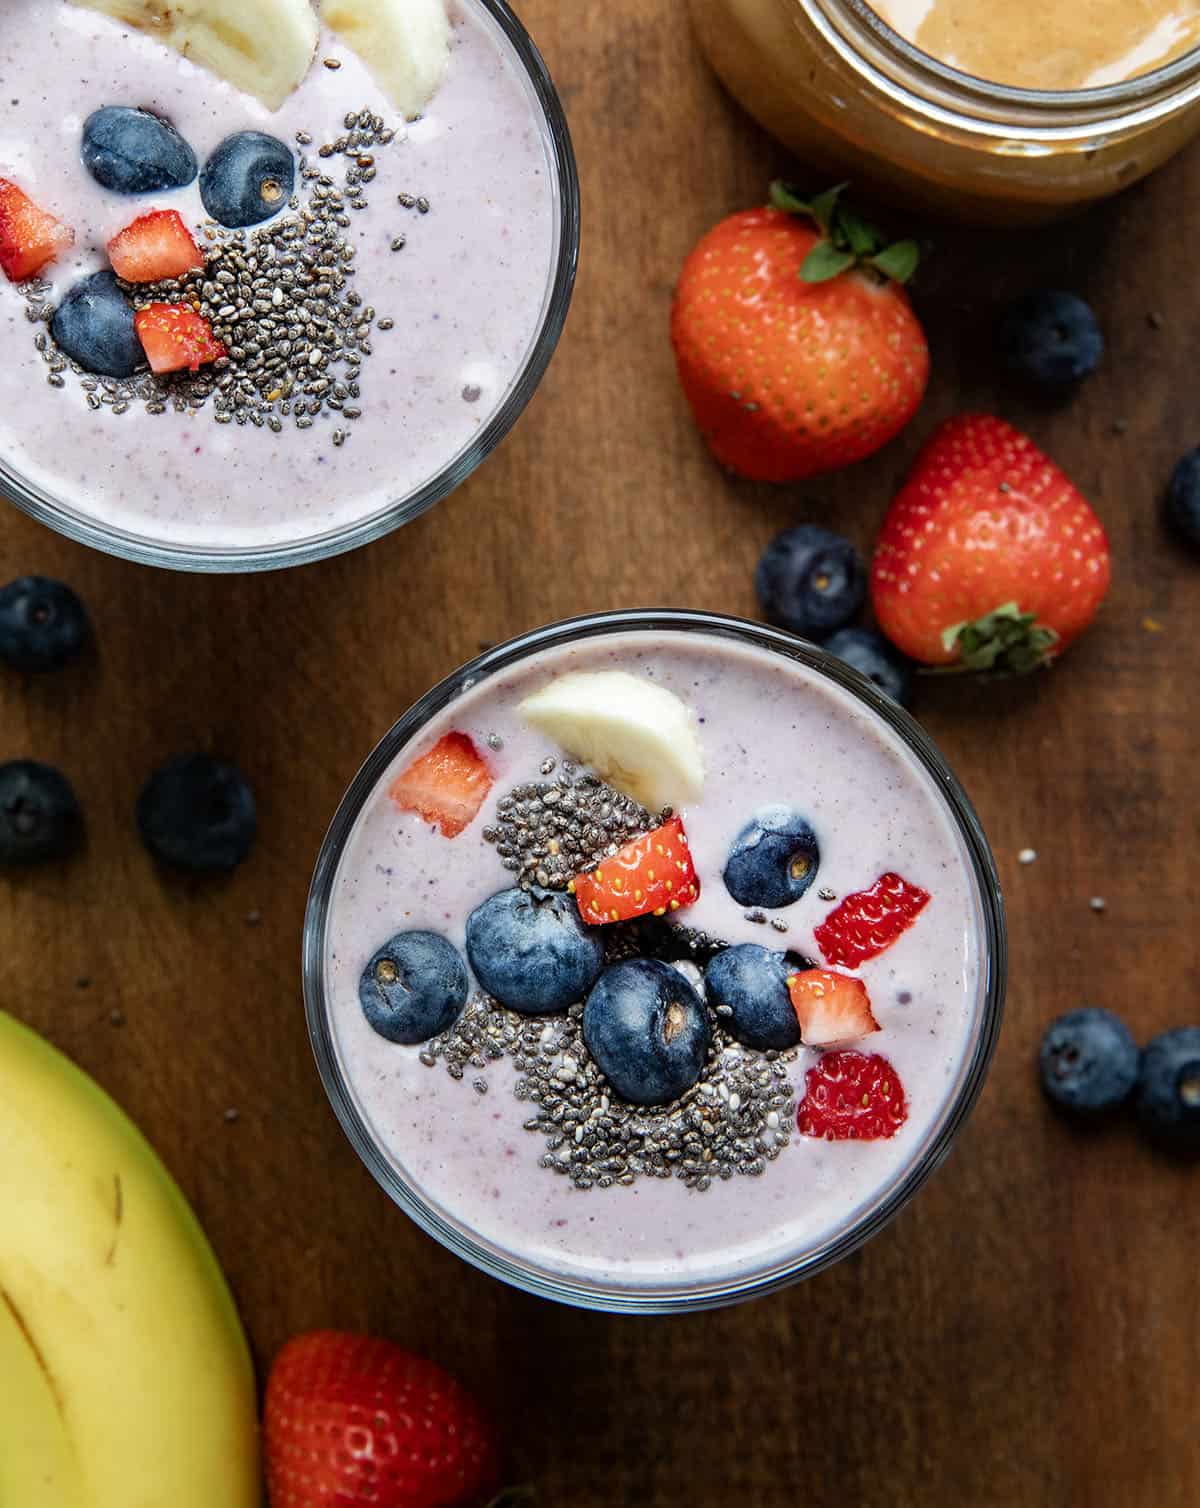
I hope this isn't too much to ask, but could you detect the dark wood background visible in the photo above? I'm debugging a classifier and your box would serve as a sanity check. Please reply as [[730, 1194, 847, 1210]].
[[3, 3, 1198, 1504]]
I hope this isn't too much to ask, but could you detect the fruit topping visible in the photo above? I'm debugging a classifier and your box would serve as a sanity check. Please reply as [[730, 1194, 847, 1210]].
[[0, 177, 74, 282], [582, 958, 710, 1106], [81, 106, 198, 194], [465, 886, 604, 1016], [108, 209, 205, 283], [814, 872, 930, 968], [797, 1049, 908, 1140], [755, 525, 866, 640], [1038, 1007, 1138, 1115], [823, 626, 914, 707], [1136, 1027, 1200, 1153], [324, 0, 452, 118], [388, 731, 493, 839], [50, 271, 142, 378], [200, 131, 296, 229], [705, 943, 800, 1051], [0, 761, 83, 866], [723, 805, 820, 910], [358, 931, 469, 1045], [134, 303, 227, 374], [0, 576, 90, 674], [570, 815, 700, 926], [787, 968, 879, 1046], [998, 290, 1103, 390], [136, 754, 257, 872], [1165, 448, 1200, 551]]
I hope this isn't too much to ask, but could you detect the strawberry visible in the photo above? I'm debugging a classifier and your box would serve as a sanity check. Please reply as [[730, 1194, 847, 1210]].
[[569, 815, 700, 925], [787, 968, 879, 1046], [797, 1050, 908, 1141], [814, 871, 930, 969], [670, 182, 929, 482], [108, 209, 204, 282], [388, 731, 493, 839], [264, 1330, 499, 1508], [0, 177, 73, 282], [871, 414, 1112, 670], [134, 303, 226, 374]]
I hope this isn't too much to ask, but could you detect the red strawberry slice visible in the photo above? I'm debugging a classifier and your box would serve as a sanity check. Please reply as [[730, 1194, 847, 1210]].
[[134, 303, 227, 374], [569, 815, 700, 925], [787, 968, 879, 1046], [388, 731, 493, 839], [0, 177, 74, 282], [797, 1049, 908, 1140], [108, 209, 204, 283], [814, 872, 931, 968]]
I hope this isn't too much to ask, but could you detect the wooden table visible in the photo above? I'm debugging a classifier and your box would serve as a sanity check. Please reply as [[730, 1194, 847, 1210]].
[[4, 4, 1198, 1504]]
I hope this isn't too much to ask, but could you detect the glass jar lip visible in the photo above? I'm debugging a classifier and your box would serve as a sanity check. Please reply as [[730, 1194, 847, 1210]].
[[0, 0, 579, 575], [302, 608, 1008, 1314]]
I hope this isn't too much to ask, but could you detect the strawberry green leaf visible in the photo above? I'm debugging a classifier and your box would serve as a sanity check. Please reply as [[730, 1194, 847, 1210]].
[[941, 602, 1059, 674], [800, 241, 856, 283], [839, 205, 879, 258], [768, 179, 847, 236], [805, 183, 849, 237], [768, 180, 812, 216], [868, 239, 920, 284]]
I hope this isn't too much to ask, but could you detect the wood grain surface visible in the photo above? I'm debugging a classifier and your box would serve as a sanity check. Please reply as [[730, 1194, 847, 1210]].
[[3, 3, 1199, 1504]]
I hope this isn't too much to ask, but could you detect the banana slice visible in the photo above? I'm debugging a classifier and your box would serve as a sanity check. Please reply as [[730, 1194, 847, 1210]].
[[69, 0, 320, 112], [324, 0, 451, 119], [521, 671, 706, 813]]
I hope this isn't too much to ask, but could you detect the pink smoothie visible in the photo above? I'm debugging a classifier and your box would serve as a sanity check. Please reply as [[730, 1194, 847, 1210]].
[[0, 0, 559, 553], [321, 629, 991, 1295]]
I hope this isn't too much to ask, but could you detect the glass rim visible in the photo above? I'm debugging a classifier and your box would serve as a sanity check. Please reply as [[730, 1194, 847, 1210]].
[[0, 0, 580, 574], [302, 608, 1008, 1314]]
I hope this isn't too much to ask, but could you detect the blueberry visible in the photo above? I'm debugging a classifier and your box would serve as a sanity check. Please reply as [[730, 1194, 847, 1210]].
[[359, 931, 469, 1045], [465, 887, 604, 1015], [82, 106, 198, 194], [582, 958, 709, 1106], [998, 290, 1104, 389], [824, 626, 914, 707], [723, 806, 820, 909], [1164, 448, 1200, 550], [704, 944, 801, 1051], [0, 577, 89, 673], [200, 132, 295, 228], [1038, 1007, 1138, 1114], [50, 272, 142, 379], [1136, 1027, 1200, 1152], [755, 525, 866, 639], [0, 761, 82, 865], [136, 755, 257, 872]]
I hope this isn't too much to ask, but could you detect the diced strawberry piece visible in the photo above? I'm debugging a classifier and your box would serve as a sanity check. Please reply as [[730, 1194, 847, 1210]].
[[787, 968, 879, 1046], [0, 177, 73, 282], [108, 209, 204, 283], [388, 732, 493, 839], [814, 871, 931, 968], [569, 816, 700, 926], [797, 1050, 908, 1141], [134, 303, 227, 374]]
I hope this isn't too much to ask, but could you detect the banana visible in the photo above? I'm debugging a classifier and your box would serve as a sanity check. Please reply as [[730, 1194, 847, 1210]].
[[520, 670, 706, 812], [324, 0, 452, 118], [0, 1011, 260, 1507], [68, 0, 320, 112]]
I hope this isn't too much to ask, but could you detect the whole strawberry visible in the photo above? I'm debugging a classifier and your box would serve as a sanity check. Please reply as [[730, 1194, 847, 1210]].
[[670, 183, 929, 482], [871, 415, 1111, 671], [264, 1330, 500, 1508]]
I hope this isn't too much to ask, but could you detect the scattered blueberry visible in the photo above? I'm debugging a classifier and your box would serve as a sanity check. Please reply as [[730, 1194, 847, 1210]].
[[465, 886, 604, 1015], [200, 132, 295, 228], [136, 755, 257, 872], [1164, 448, 1200, 550], [582, 958, 709, 1106], [1136, 1027, 1200, 1152], [0, 577, 89, 673], [50, 271, 142, 379], [823, 626, 913, 708], [705, 943, 799, 1051], [0, 761, 82, 866], [755, 525, 866, 640], [358, 931, 469, 1045], [82, 106, 198, 194], [1038, 1007, 1138, 1114], [998, 290, 1104, 389], [723, 806, 820, 909]]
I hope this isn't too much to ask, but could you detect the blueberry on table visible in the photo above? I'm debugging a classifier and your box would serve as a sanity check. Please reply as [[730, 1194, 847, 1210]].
[[1038, 1007, 1138, 1114], [359, 931, 469, 1045], [465, 886, 604, 1015], [755, 525, 866, 640], [998, 290, 1104, 389], [705, 943, 799, 1051], [200, 133, 295, 228], [823, 626, 913, 708], [1136, 1027, 1200, 1152], [136, 755, 257, 872], [0, 577, 89, 673], [583, 958, 709, 1106], [82, 106, 198, 195], [1164, 448, 1200, 550], [50, 271, 142, 379], [0, 761, 82, 865], [723, 806, 820, 910]]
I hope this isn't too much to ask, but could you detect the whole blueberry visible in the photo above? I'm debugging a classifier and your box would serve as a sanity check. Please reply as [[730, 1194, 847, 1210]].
[[358, 931, 469, 1045], [137, 755, 257, 872], [998, 290, 1104, 389], [1136, 1027, 1200, 1152], [1164, 448, 1200, 550], [723, 806, 820, 909], [583, 958, 709, 1106], [200, 132, 295, 228], [1038, 1007, 1138, 1114], [823, 626, 913, 708], [705, 944, 799, 1051], [0, 761, 82, 865], [755, 525, 866, 639], [51, 272, 142, 379], [0, 577, 89, 673], [82, 106, 198, 194], [465, 886, 604, 1015]]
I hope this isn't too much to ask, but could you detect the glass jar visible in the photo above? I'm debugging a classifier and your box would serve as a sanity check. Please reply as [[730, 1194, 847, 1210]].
[[688, 0, 1200, 222]]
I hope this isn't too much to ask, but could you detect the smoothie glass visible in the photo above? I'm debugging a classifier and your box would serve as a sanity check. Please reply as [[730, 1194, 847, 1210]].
[[302, 610, 1007, 1313]]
